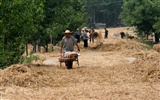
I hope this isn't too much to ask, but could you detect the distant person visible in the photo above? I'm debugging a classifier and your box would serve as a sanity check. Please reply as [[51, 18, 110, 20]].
[[104, 28, 108, 38], [80, 29, 84, 41], [71, 31, 76, 38], [83, 29, 89, 47], [89, 29, 94, 43], [120, 32, 125, 39], [75, 29, 80, 43]]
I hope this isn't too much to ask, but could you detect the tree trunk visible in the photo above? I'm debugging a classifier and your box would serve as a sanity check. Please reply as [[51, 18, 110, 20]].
[[146, 32, 149, 40], [93, 9, 95, 24], [3, 34, 5, 51], [25, 42, 28, 56], [38, 40, 41, 52], [50, 34, 53, 44], [33, 41, 37, 53], [155, 33, 159, 43], [45, 44, 48, 52], [3, 34, 8, 50]]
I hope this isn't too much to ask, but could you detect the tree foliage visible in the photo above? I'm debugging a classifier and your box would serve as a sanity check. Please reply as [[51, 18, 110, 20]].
[[0, 0, 86, 68], [120, 0, 160, 35], [85, 0, 123, 27], [42, 0, 86, 45], [1, 0, 45, 68]]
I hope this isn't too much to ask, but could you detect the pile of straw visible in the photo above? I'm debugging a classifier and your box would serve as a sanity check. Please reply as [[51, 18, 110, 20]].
[[90, 39, 160, 82], [0, 64, 57, 87], [131, 51, 160, 82], [91, 40, 146, 52]]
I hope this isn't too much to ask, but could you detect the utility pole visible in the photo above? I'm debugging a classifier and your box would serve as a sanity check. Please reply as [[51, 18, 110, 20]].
[[93, 9, 95, 24]]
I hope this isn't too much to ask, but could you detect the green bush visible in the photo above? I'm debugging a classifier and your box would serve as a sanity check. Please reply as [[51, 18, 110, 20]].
[[20, 55, 39, 64], [0, 51, 22, 69]]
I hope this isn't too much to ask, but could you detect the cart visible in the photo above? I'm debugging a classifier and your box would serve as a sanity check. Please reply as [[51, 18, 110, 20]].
[[58, 52, 79, 69]]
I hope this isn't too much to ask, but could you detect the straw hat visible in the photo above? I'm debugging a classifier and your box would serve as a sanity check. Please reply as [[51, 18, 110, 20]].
[[64, 30, 72, 34]]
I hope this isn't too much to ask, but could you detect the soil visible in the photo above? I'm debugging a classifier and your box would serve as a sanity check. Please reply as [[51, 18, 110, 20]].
[[0, 27, 160, 100]]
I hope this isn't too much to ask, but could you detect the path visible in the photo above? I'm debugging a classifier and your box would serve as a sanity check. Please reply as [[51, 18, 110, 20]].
[[0, 27, 160, 100]]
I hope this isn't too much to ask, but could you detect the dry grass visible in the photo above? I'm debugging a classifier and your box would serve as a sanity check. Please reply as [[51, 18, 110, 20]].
[[0, 27, 160, 100]]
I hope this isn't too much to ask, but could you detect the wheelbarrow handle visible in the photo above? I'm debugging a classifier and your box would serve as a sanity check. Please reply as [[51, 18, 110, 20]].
[[60, 53, 63, 58]]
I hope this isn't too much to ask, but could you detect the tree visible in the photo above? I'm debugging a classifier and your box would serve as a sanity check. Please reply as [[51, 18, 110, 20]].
[[39, 0, 86, 50], [120, 0, 160, 40], [0, 0, 87, 68], [0, 0, 45, 68], [85, 0, 123, 27]]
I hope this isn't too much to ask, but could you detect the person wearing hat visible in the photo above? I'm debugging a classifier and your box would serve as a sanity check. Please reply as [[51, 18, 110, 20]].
[[60, 30, 80, 69]]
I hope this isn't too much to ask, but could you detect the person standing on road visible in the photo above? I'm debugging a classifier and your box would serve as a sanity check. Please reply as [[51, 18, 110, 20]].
[[89, 29, 94, 43], [60, 30, 80, 69], [104, 28, 108, 38], [75, 28, 80, 43], [83, 29, 89, 48], [120, 32, 125, 39]]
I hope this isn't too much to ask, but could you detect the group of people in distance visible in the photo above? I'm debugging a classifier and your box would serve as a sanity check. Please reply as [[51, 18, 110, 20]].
[[64, 28, 96, 48], [60, 28, 109, 53], [60, 28, 109, 69]]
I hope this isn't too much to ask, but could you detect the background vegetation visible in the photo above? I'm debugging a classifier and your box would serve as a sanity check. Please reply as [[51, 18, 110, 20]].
[[1, 0, 86, 68], [1, 0, 160, 68], [120, 0, 160, 40]]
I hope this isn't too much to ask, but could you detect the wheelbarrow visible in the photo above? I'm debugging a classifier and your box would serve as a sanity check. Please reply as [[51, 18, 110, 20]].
[[58, 52, 79, 69]]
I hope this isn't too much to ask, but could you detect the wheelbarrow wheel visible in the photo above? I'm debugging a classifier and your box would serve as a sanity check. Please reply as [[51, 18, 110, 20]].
[[66, 61, 73, 69]]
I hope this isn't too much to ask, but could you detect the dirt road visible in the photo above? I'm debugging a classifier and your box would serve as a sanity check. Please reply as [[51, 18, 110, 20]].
[[0, 27, 160, 100]]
